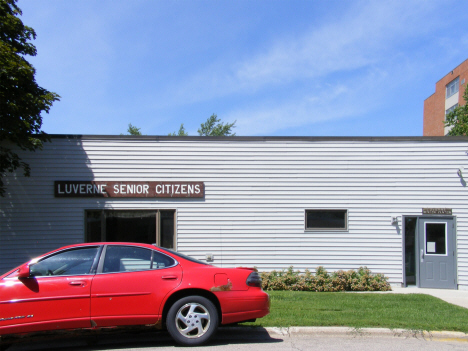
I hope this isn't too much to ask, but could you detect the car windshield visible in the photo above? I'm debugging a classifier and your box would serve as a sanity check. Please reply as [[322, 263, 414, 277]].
[[157, 247, 211, 266]]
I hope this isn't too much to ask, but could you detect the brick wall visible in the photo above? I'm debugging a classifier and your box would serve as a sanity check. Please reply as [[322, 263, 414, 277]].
[[423, 59, 468, 136]]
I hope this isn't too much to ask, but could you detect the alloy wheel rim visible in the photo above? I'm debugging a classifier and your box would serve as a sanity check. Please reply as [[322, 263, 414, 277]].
[[175, 302, 211, 338]]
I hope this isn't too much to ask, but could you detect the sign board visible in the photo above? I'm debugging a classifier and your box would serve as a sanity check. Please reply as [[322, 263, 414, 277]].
[[55, 181, 204, 198], [422, 208, 452, 215]]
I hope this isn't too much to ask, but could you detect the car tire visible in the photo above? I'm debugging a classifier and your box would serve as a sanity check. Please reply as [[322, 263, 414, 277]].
[[166, 295, 218, 346]]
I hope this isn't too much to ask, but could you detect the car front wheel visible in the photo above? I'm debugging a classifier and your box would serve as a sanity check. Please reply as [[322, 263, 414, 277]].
[[166, 295, 219, 346]]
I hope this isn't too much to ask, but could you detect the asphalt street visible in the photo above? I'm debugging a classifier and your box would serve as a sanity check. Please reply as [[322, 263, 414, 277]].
[[3, 327, 468, 351]]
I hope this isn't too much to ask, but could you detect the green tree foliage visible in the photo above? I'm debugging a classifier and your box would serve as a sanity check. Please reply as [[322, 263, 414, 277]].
[[0, 0, 60, 196], [168, 123, 189, 136], [197, 113, 236, 136], [168, 114, 236, 137], [126, 123, 142, 135], [445, 84, 468, 136]]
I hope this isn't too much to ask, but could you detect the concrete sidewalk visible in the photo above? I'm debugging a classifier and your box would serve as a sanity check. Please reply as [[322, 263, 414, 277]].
[[361, 287, 468, 309]]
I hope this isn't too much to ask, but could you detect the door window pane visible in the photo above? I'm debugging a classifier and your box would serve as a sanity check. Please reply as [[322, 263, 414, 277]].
[[425, 223, 447, 255], [106, 211, 156, 243], [85, 210, 176, 248], [30, 247, 99, 277], [160, 210, 175, 249], [404, 217, 417, 285], [86, 210, 102, 242], [103, 246, 152, 273]]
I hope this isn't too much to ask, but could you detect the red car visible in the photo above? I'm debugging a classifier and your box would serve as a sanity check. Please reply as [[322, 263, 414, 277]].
[[0, 243, 269, 347]]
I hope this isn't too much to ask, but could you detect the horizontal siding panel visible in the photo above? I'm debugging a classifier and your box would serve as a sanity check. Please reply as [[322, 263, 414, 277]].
[[2, 137, 468, 288]]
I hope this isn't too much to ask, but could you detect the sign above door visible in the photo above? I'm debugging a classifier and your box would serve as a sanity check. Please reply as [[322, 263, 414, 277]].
[[422, 208, 452, 215]]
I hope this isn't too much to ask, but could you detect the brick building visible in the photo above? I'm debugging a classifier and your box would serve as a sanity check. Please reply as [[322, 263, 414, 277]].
[[424, 59, 468, 136]]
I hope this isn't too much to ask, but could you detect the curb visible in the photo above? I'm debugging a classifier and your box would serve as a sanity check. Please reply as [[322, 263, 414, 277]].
[[220, 326, 468, 342]]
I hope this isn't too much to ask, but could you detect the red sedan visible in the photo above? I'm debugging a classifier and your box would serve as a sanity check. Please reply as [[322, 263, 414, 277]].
[[0, 243, 269, 346]]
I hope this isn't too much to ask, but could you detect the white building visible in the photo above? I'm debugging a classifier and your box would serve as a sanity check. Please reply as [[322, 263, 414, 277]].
[[1, 135, 468, 290]]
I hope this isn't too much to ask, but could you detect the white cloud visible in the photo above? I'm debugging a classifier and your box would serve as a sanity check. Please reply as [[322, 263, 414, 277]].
[[166, 0, 438, 105], [228, 68, 390, 135], [157, 0, 443, 135]]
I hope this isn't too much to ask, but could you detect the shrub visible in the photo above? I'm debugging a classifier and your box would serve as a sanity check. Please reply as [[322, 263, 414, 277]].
[[260, 266, 391, 292]]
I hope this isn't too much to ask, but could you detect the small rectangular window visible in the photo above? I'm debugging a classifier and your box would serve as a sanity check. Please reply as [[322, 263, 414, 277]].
[[305, 209, 347, 230], [446, 77, 459, 98], [425, 223, 447, 256]]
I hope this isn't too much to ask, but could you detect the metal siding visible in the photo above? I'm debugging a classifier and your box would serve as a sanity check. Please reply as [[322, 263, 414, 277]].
[[1, 137, 468, 288]]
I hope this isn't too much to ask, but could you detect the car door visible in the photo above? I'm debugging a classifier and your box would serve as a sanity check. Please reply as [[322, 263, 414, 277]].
[[90, 245, 182, 327], [0, 246, 99, 335]]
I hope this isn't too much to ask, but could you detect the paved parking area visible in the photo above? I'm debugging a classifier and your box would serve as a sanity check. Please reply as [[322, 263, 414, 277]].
[[4, 327, 468, 351]]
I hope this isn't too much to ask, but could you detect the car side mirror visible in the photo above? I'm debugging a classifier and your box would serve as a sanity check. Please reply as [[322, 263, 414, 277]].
[[17, 264, 31, 278]]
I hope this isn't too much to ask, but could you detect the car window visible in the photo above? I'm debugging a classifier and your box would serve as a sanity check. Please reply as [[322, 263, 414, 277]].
[[30, 247, 99, 277], [103, 246, 151, 272], [162, 247, 210, 265], [153, 251, 176, 268], [103, 246, 176, 273]]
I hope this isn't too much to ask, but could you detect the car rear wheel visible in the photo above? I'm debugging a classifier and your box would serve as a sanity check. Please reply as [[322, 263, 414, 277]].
[[166, 295, 218, 346]]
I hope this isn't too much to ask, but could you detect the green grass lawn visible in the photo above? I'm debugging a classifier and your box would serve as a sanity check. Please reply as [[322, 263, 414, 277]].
[[244, 291, 468, 333]]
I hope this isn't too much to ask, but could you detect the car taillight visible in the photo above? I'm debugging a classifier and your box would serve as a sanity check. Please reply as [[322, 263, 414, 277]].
[[246, 271, 262, 288]]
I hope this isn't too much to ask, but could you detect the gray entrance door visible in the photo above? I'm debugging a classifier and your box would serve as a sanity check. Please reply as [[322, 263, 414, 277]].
[[418, 217, 456, 289]]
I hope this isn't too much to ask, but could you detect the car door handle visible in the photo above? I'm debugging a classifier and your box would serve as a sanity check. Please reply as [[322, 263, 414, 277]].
[[69, 281, 87, 287], [420, 249, 424, 263], [162, 275, 178, 280]]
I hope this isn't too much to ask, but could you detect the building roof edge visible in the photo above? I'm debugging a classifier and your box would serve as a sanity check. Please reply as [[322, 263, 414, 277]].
[[47, 134, 468, 142]]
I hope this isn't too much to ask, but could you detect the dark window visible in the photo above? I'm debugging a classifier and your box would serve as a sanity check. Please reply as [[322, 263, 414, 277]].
[[87, 211, 102, 242], [404, 217, 417, 286], [425, 223, 447, 255], [106, 211, 156, 243], [305, 209, 347, 230], [86, 210, 175, 248], [102, 246, 176, 273], [160, 210, 175, 249], [30, 247, 99, 277]]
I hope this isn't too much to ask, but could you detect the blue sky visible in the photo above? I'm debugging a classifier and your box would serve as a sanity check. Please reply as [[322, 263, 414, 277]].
[[18, 0, 468, 136]]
